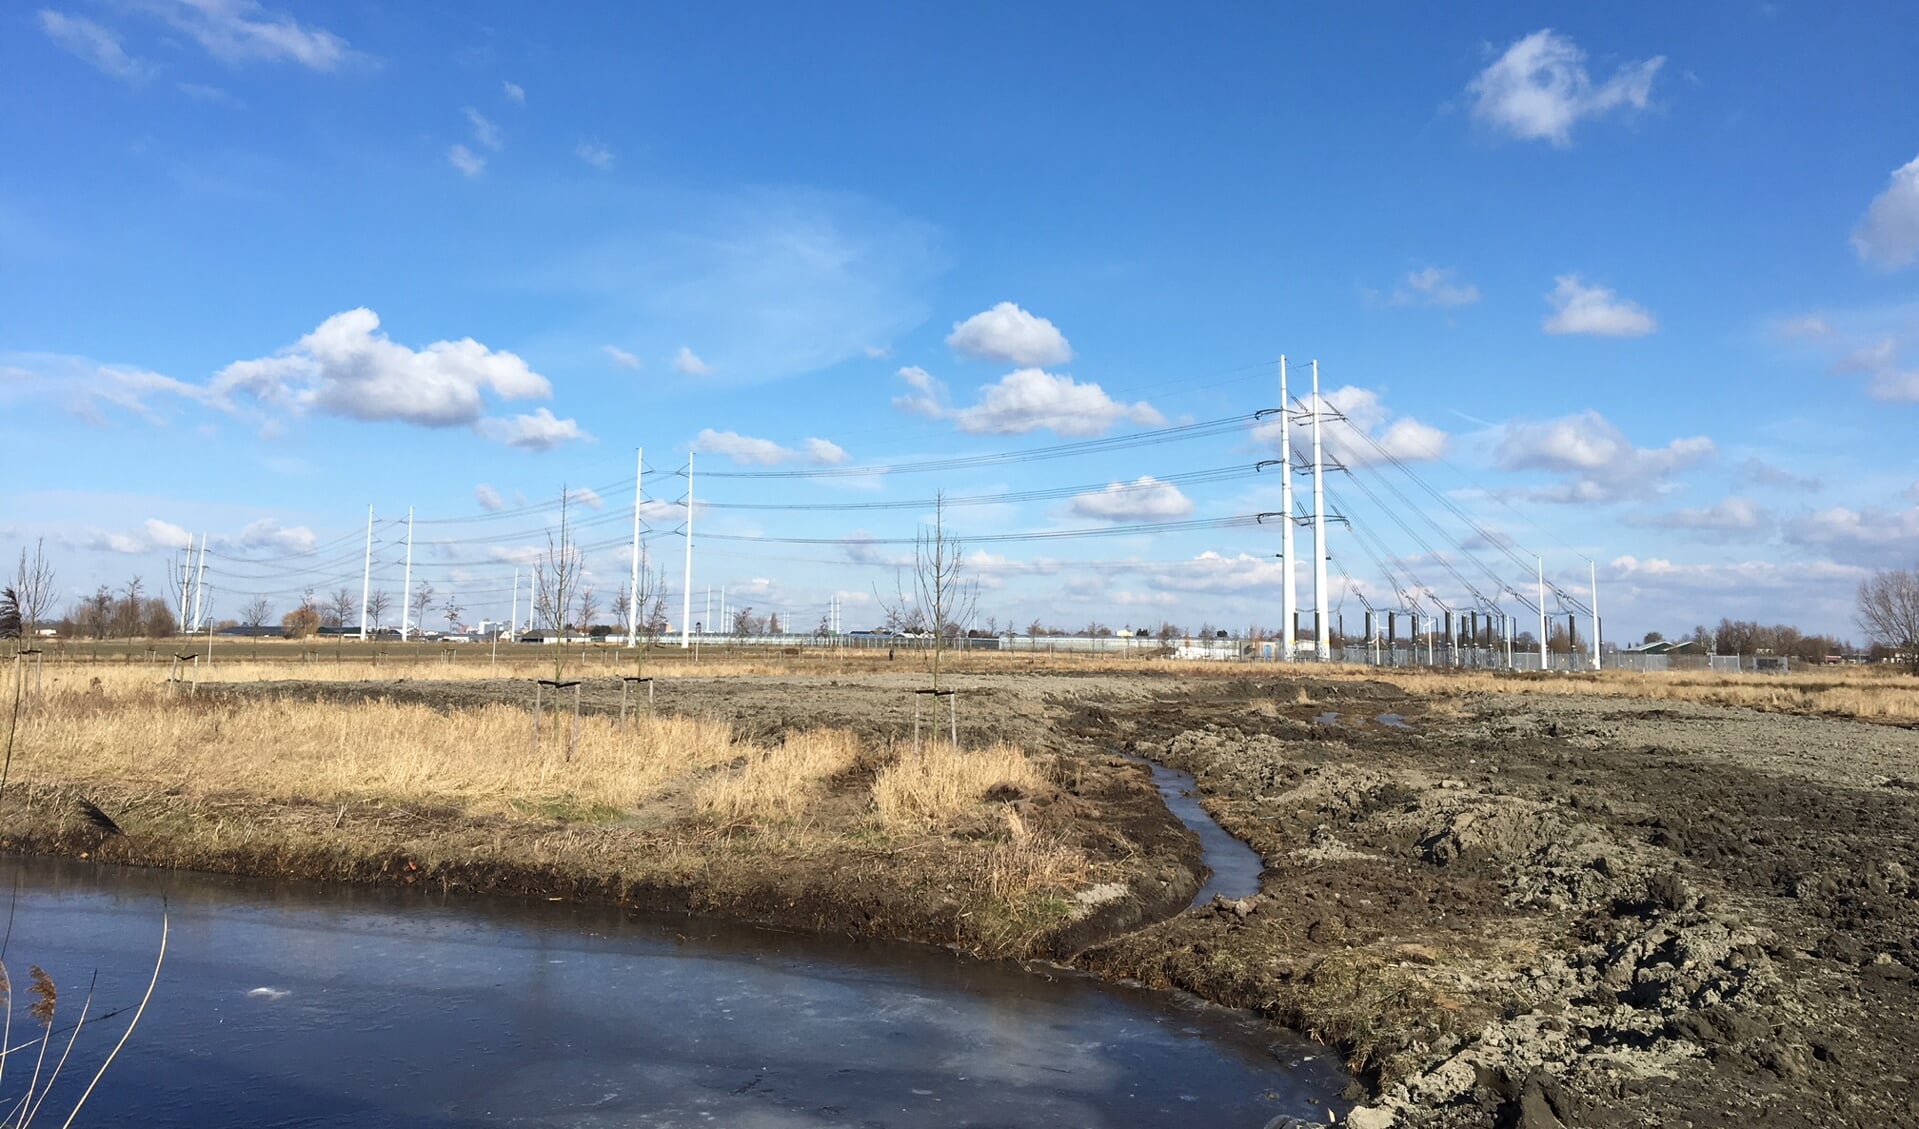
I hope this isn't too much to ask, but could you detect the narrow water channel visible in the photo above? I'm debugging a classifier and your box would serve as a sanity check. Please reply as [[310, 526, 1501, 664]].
[[0, 856, 1343, 1127], [1123, 755, 1268, 907]]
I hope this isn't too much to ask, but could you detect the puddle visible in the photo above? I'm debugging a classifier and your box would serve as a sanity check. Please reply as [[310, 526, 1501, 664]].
[[1312, 711, 1340, 726], [1375, 713, 1411, 729]]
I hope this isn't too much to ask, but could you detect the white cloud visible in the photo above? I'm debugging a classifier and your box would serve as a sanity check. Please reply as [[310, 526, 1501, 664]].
[[864, 344, 893, 359], [1389, 267, 1480, 308], [1542, 274, 1657, 336], [465, 107, 502, 151], [1737, 457, 1821, 493], [1467, 29, 1664, 147], [1784, 505, 1919, 557], [1252, 385, 1450, 466], [1608, 555, 1868, 592], [892, 364, 947, 417], [143, 518, 195, 550], [1831, 337, 1895, 374], [1776, 314, 1834, 340], [502, 80, 525, 105], [235, 518, 315, 553], [1497, 410, 1715, 503], [673, 346, 712, 376], [950, 369, 1163, 437], [1068, 477, 1197, 522], [475, 408, 589, 451], [1626, 496, 1769, 540], [567, 486, 604, 509], [447, 144, 485, 178], [1141, 551, 1288, 595], [603, 345, 641, 369], [214, 308, 551, 428], [0, 354, 218, 425], [947, 302, 1073, 366], [693, 428, 848, 466], [575, 140, 615, 170], [1852, 154, 1919, 269], [474, 483, 506, 511], [144, 0, 349, 70], [804, 437, 849, 465], [39, 10, 152, 81]]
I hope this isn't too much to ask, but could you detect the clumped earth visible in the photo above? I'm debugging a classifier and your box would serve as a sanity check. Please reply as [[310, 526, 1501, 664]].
[[15, 668, 1919, 1126], [1071, 677, 1919, 1128]]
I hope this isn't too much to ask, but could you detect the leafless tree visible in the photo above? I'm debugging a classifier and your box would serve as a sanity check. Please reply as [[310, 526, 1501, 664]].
[[113, 576, 147, 638], [143, 598, 177, 638], [12, 539, 57, 635], [732, 606, 756, 636], [240, 596, 272, 629], [909, 493, 977, 689], [574, 585, 599, 633], [1857, 565, 1919, 673], [367, 589, 392, 631], [534, 489, 583, 634], [325, 587, 356, 629], [441, 592, 463, 633], [404, 580, 436, 639]]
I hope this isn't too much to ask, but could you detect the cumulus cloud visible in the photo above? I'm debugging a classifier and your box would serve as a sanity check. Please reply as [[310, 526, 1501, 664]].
[[1253, 385, 1450, 466], [1387, 267, 1481, 308], [214, 308, 552, 429], [1783, 505, 1919, 558], [144, 0, 350, 70], [891, 365, 947, 417], [949, 369, 1163, 437], [447, 144, 485, 178], [1467, 29, 1663, 147], [475, 408, 590, 451], [947, 302, 1073, 366], [567, 486, 604, 509], [235, 518, 316, 553], [693, 428, 849, 466], [1625, 496, 1769, 540], [143, 518, 196, 550], [673, 346, 712, 376], [603, 345, 641, 369], [1608, 555, 1868, 592], [1852, 154, 1919, 270], [39, 10, 152, 81], [474, 483, 507, 511], [1542, 275, 1657, 336], [1497, 410, 1715, 503], [1068, 477, 1196, 523], [575, 140, 615, 170], [1141, 551, 1288, 595], [502, 80, 525, 105]]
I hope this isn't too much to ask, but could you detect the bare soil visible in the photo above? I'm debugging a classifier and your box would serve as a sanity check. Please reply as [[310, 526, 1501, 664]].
[[13, 668, 1919, 1127]]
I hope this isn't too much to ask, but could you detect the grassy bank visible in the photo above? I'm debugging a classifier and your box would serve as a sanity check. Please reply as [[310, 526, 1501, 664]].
[[0, 678, 1151, 958]]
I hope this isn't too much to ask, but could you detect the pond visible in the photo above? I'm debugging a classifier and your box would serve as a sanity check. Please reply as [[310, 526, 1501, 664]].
[[0, 855, 1344, 1127]]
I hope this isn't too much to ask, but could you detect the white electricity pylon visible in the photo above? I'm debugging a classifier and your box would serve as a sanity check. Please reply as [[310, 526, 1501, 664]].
[[629, 446, 644, 646], [399, 506, 414, 642], [1279, 355, 1296, 663], [358, 505, 374, 642], [680, 450, 695, 648], [1311, 359, 1330, 662]]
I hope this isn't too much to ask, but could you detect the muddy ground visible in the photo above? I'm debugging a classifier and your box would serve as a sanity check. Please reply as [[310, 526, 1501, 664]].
[[26, 670, 1919, 1126]]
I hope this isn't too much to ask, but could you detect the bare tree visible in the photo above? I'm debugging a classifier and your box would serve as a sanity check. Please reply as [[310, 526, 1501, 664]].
[[240, 596, 272, 629], [574, 585, 599, 633], [113, 576, 147, 638], [911, 493, 977, 689], [12, 539, 57, 635], [612, 582, 632, 638], [732, 606, 756, 637], [406, 580, 436, 639], [441, 592, 463, 633], [767, 612, 782, 636], [325, 587, 356, 629], [1857, 565, 1919, 674], [367, 589, 392, 631], [534, 489, 583, 634]]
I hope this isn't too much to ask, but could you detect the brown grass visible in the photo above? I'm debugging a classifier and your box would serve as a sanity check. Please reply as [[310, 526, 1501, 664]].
[[696, 730, 862, 823], [871, 743, 1047, 831]]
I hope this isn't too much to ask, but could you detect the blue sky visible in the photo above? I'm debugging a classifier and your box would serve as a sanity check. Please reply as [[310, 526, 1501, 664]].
[[4, 1, 1918, 641]]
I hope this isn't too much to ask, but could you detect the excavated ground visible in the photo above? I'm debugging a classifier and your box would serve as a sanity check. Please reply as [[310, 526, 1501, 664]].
[[18, 669, 1919, 1126]]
